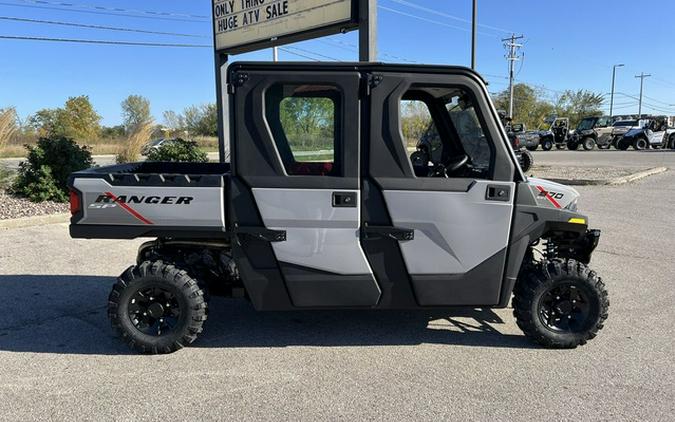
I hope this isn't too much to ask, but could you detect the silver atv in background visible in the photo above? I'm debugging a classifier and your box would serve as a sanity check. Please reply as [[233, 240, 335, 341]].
[[520, 117, 569, 151], [68, 63, 609, 354], [617, 116, 675, 150], [567, 116, 614, 150]]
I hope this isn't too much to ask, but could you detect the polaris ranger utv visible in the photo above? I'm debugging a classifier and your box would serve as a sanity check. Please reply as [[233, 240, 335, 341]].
[[68, 63, 608, 354]]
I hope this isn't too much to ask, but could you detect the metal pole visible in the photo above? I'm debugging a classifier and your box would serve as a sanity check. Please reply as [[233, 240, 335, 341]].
[[273, 46, 279, 62], [610, 64, 623, 118], [635, 72, 651, 119], [359, 0, 377, 62], [508, 39, 515, 119], [471, 0, 477, 69], [214, 52, 229, 163]]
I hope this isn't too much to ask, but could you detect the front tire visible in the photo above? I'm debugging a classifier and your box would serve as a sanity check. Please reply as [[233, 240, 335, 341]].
[[513, 259, 609, 348], [567, 141, 579, 151], [108, 261, 208, 354], [541, 139, 553, 151], [582, 137, 596, 150], [669, 134, 675, 149], [634, 137, 648, 150], [519, 150, 533, 172]]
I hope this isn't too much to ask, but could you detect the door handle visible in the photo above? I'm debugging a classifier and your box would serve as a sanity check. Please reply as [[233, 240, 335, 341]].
[[362, 226, 415, 241], [332, 192, 357, 208], [486, 185, 511, 202]]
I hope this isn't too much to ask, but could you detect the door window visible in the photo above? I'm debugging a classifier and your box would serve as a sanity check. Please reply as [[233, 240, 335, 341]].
[[399, 86, 494, 179], [265, 84, 341, 176]]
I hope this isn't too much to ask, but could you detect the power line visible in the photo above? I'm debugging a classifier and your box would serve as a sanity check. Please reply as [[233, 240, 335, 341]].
[[0, 35, 211, 48], [386, 0, 512, 33], [0, 1, 206, 23], [14, 0, 208, 19], [378, 5, 500, 38], [0, 16, 207, 38], [278, 47, 319, 61], [284, 46, 341, 61]]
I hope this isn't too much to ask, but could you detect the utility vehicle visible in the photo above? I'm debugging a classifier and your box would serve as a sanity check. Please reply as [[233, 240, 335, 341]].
[[617, 116, 675, 150], [521, 117, 569, 151], [68, 63, 609, 354], [498, 112, 533, 172], [567, 116, 613, 150]]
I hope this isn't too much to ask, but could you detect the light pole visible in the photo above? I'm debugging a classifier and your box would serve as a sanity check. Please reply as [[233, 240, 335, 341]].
[[471, 0, 477, 69], [609, 64, 624, 118]]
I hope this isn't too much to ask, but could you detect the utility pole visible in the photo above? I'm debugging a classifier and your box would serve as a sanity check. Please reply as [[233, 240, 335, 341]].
[[609, 64, 624, 118], [359, 0, 377, 61], [471, 0, 477, 69], [502, 34, 524, 119], [635, 72, 651, 118], [273, 46, 279, 62]]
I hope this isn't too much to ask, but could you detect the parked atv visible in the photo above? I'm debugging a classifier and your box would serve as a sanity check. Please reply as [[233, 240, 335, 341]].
[[68, 63, 608, 354], [498, 112, 533, 172], [618, 116, 675, 150], [610, 119, 640, 149], [567, 116, 613, 150], [522, 117, 569, 151]]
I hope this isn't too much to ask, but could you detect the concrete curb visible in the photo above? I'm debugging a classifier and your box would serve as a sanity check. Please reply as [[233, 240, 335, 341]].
[[0, 213, 70, 230], [545, 167, 668, 186]]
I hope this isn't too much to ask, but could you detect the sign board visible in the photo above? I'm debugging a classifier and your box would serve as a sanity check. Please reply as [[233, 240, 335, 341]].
[[213, 0, 359, 54]]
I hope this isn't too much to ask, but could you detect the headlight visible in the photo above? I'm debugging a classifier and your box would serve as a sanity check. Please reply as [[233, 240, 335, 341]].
[[566, 198, 578, 212]]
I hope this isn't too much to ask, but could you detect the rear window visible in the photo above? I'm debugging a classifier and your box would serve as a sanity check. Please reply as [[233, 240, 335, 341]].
[[265, 84, 341, 176]]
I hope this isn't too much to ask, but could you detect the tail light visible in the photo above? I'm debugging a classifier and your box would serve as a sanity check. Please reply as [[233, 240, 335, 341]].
[[514, 136, 521, 148], [69, 189, 81, 216]]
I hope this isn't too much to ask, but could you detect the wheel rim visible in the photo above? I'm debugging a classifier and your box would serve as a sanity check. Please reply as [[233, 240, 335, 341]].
[[584, 139, 593, 149], [637, 139, 646, 149], [538, 283, 591, 333], [128, 286, 182, 336]]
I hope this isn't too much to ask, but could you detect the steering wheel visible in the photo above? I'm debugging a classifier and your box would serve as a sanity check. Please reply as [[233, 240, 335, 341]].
[[445, 154, 470, 173]]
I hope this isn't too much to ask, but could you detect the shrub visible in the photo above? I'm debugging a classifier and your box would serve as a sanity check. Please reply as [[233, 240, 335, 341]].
[[146, 138, 208, 163], [116, 121, 154, 164], [12, 137, 93, 202]]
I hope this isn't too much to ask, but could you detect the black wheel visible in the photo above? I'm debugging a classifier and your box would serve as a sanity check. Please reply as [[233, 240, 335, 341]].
[[519, 150, 533, 172], [526, 145, 538, 152], [541, 139, 553, 151], [669, 134, 675, 149], [567, 141, 579, 151], [108, 261, 208, 354], [617, 140, 630, 151], [634, 137, 648, 150], [582, 137, 596, 151], [513, 259, 609, 348], [555, 144, 564, 150]]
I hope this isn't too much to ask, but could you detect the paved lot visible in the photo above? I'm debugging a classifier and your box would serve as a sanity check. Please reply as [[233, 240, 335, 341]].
[[0, 168, 674, 420]]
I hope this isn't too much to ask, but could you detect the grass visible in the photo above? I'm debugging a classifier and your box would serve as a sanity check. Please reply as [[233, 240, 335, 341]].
[[0, 165, 16, 190], [0, 136, 220, 159]]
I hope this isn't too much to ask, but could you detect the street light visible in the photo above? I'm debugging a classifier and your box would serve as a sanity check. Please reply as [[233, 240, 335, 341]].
[[609, 64, 624, 118]]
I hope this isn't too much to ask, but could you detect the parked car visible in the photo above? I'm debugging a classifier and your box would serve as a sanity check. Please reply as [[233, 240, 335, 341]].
[[522, 117, 569, 151], [141, 138, 179, 156], [617, 116, 675, 150], [567, 116, 613, 150]]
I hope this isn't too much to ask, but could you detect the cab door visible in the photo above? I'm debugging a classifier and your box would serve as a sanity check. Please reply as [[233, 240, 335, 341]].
[[364, 70, 517, 306], [229, 64, 380, 309]]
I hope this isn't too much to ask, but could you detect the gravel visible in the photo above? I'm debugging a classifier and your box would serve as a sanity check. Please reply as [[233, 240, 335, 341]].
[[0, 190, 69, 220], [526, 165, 648, 181]]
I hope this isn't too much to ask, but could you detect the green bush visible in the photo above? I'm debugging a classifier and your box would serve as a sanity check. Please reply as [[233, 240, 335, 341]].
[[146, 138, 208, 163], [12, 137, 93, 202]]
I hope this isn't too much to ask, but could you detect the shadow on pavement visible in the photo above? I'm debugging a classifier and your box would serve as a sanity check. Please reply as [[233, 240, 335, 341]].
[[0, 274, 533, 355]]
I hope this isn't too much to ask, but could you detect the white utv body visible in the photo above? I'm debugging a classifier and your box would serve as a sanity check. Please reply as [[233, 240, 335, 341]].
[[68, 63, 608, 354]]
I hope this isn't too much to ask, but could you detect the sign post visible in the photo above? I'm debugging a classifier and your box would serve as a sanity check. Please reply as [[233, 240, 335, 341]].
[[211, 0, 375, 162]]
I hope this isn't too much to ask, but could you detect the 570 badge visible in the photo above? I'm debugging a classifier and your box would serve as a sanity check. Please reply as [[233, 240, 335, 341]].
[[535, 185, 564, 209]]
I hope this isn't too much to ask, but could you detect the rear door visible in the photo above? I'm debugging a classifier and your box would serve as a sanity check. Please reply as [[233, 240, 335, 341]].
[[365, 70, 517, 306], [229, 65, 380, 308]]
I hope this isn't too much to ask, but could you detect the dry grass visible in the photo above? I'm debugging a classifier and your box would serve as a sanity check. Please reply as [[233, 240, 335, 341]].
[[0, 108, 18, 154], [116, 121, 155, 163]]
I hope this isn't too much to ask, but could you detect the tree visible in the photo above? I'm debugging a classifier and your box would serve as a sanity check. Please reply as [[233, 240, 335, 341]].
[[554, 90, 605, 127], [184, 104, 218, 137], [121, 95, 152, 132], [26, 96, 100, 141], [61, 96, 101, 140], [163, 110, 185, 132], [493, 84, 553, 128]]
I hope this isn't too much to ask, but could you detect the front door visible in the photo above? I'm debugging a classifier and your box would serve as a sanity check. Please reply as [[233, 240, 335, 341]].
[[229, 65, 379, 308], [365, 71, 517, 306]]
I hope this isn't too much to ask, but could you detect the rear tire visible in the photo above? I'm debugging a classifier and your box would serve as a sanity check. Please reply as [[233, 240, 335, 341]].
[[670, 134, 675, 149], [567, 141, 579, 151], [519, 150, 533, 172], [108, 261, 208, 354], [513, 259, 609, 348], [526, 145, 538, 152], [582, 137, 596, 150]]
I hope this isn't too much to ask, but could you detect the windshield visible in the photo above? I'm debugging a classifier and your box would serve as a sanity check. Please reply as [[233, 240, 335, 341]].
[[614, 120, 637, 127], [577, 118, 596, 131]]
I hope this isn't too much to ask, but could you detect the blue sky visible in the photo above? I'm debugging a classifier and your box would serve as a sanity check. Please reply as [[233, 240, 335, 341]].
[[1, 0, 674, 126]]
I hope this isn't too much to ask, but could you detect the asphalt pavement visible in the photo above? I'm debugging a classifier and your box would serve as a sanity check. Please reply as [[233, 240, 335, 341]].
[[0, 161, 673, 420]]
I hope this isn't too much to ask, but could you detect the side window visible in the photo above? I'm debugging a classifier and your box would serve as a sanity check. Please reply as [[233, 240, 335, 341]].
[[265, 84, 340, 176], [596, 116, 610, 127], [399, 86, 494, 179]]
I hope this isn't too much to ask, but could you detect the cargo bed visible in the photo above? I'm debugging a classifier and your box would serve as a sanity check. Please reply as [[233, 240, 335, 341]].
[[68, 162, 230, 239]]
